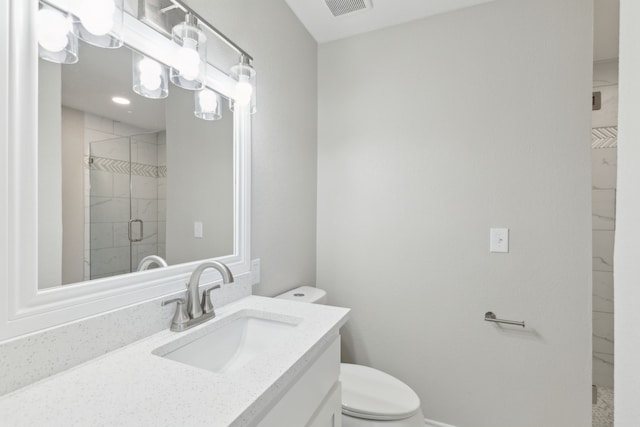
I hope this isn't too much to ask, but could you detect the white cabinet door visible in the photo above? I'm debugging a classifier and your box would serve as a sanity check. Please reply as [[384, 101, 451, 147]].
[[258, 336, 340, 427], [307, 382, 342, 427]]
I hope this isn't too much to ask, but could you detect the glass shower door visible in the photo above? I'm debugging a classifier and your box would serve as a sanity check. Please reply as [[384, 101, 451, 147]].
[[88, 132, 163, 279], [88, 136, 133, 280]]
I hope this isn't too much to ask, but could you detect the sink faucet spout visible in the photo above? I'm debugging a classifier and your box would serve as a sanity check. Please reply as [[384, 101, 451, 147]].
[[186, 261, 234, 319]]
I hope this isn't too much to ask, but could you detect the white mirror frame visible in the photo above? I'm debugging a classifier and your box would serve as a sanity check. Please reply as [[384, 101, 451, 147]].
[[0, 0, 252, 341]]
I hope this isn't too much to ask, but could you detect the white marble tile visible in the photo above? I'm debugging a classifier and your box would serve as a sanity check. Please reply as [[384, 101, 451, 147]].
[[158, 143, 166, 166], [592, 189, 616, 231], [89, 171, 113, 197], [113, 222, 130, 248], [157, 244, 166, 259], [158, 221, 166, 244], [112, 173, 130, 198], [113, 121, 148, 137], [158, 199, 166, 221], [135, 142, 158, 166], [593, 230, 615, 272], [83, 250, 91, 281], [132, 132, 157, 145], [592, 85, 619, 128], [592, 148, 617, 190], [131, 175, 158, 199], [90, 138, 130, 162], [593, 352, 614, 388], [593, 311, 614, 355], [84, 129, 116, 149], [140, 221, 158, 244], [593, 271, 614, 314], [157, 177, 166, 200], [84, 113, 114, 134], [138, 199, 158, 221], [90, 247, 131, 277], [90, 223, 113, 250], [83, 166, 91, 196], [90, 197, 131, 223], [133, 243, 161, 265]]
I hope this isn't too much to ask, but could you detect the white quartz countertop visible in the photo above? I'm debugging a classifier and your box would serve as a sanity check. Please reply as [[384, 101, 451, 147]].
[[0, 296, 350, 427]]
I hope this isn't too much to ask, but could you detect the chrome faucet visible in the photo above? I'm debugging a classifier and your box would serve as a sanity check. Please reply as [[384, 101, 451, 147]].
[[162, 261, 234, 332], [137, 255, 168, 271]]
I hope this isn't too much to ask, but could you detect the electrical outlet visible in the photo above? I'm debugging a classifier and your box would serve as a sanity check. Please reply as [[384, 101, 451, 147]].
[[251, 258, 261, 285], [490, 228, 509, 253], [194, 221, 203, 238]]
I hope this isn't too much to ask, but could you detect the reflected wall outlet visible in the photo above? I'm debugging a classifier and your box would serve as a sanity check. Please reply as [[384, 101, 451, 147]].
[[251, 258, 261, 285], [194, 221, 203, 238], [490, 228, 509, 253]]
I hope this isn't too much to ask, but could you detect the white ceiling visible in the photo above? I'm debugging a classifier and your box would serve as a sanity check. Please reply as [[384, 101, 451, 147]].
[[286, 0, 620, 62], [284, 0, 499, 43], [61, 43, 166, 131], [594, 0, 619, 62]]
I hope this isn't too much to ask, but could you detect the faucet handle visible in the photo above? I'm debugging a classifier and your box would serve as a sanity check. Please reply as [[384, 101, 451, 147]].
[[162, 298, 190, 330], [201, 285, 221, 315]]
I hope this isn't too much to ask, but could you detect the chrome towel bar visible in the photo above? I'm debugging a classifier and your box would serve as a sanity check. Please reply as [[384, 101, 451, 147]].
[[484, 311, 525, 328]]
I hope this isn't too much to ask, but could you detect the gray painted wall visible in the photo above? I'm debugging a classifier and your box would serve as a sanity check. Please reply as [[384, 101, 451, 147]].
[[165, 86, 234, 264], [38, 59, 62, 289], [184, 0, 319, 297], [61, 106, 85, 285], [317, 0, 592, 425]]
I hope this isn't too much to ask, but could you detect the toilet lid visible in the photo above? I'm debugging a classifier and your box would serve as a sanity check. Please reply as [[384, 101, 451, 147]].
[[340, 363, 421, 421]]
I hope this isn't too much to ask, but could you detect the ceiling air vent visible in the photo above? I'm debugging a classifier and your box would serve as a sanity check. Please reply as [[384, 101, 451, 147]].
[[324, 0, 373, 17]]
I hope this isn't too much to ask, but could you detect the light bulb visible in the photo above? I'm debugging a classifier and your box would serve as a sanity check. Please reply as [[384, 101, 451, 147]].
[[79, 0, 115, 36], [176, 38, 200, 81], [235, 81, 253, 107], [198, 90, 218, 111], [37, 9, 71, 53], [138, 58, 162, 91]]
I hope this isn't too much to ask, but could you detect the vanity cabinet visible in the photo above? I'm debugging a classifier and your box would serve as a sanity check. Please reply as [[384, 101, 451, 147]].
[[257, 335, 342, 427]]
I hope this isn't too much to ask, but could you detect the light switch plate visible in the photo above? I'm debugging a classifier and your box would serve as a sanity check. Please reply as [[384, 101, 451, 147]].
[[490, 228, 509, 253]]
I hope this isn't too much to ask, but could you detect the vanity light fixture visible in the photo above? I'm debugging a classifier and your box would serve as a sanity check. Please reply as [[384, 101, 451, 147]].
[[112, 96, 131, 105], [36, 5, 78, 64], [194, 88, 222, 120], [132, 52, 169, 99], [229, 55, 257, 114], [169, 14, 207, 90], [75, 0, 124, 48]]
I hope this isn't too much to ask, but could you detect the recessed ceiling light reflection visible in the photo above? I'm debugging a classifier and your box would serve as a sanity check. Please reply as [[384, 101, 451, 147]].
[[112, 96, 130, 105]]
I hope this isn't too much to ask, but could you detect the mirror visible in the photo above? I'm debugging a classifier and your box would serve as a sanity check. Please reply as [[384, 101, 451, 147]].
[[37, 41, 234, 289]]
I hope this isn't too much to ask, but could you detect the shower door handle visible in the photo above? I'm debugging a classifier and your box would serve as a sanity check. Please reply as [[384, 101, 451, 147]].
[[128, 219, 144, 242]]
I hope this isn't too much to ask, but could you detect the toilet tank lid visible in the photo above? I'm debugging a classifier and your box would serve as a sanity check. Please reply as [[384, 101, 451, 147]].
[[275, 286, 326, 303], [340, 363, 421, 420]]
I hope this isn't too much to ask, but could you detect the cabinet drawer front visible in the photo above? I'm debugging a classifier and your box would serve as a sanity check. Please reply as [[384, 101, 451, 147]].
[[258, 335, 340, 427]]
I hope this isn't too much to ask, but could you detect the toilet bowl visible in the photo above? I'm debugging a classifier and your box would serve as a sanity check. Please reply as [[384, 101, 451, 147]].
[[276, 287, 425, 427]]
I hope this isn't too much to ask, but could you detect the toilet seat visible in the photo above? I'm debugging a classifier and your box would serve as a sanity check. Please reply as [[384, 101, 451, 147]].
[[340, 363, 421, 421]]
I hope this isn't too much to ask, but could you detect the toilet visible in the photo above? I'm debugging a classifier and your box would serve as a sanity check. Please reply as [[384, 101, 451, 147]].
[[276, 286, 425, 427]]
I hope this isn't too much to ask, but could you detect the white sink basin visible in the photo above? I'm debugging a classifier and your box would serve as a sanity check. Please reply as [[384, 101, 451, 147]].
[[154, 310, 301, 374]]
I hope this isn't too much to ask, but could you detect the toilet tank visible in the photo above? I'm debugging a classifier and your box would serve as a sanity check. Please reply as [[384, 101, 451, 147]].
[[275, 286, 327, 304]]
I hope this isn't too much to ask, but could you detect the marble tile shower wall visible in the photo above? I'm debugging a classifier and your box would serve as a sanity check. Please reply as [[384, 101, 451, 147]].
[[591, 67, 617, 388], [84, 113, 166, 279], [592, 146, 615, 388]]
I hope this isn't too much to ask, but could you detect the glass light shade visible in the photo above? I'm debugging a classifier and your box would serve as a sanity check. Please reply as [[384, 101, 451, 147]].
[[170, 16, 207, 90], [229, 60, 256, 114], [194, 89, 222, 120], [132, 52, 169, 99], [75, 0, 124, 48], [37, 6, 78, 64]]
